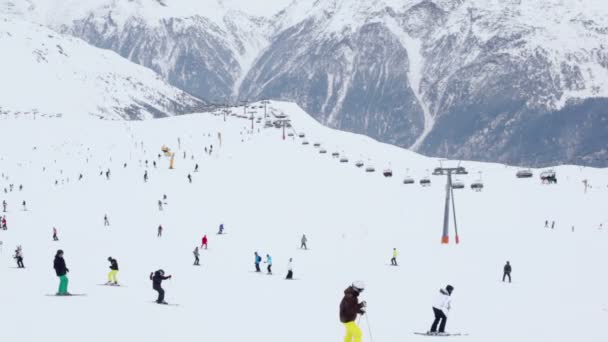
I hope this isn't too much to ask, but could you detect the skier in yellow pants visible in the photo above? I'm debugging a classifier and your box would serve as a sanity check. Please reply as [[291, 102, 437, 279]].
[[343, 321, 362, 342], [339, 281, 366, 342], [106, 257, 119, 285]]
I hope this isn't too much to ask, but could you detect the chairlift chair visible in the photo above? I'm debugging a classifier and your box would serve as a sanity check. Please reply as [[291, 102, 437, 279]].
[[516, 169, 533, 178]]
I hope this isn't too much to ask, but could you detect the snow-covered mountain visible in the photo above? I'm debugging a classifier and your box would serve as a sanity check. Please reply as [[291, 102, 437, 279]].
[[2, 0, 608, 166], [0, 100, 607, 342], [0, 14, 205, 120]]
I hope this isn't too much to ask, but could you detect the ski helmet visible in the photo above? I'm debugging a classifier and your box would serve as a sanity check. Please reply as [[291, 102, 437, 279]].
[[352, 280, 365, 291], [446, 285, 454, 294]]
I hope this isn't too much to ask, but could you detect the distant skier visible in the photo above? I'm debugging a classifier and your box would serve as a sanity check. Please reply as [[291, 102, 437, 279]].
[[153, 161, 157, 168], [53, 249, 70, 296], [286, 258, 294, 280], [503, 261, 512, 283], [201, 235, 208, 249], [429, 285, 454, 335], [300, 234, 308, 250], [391, 248, 398, 266], [187, 174, 192, 183], [107, 257, 119, 285], [144, 170, 148, 182], [158, 200, 163, 211], [22, 200, 26, 211], [193, 247, 200, 266], [265, 254, 273, 274], [218, 224, 224, 235], [105, 169, 111, 180], [19, 184, 23, 191], [254, 252, 262, 272], [194, 164, 199, 172], [3, 200, 7, 212], [544, 220, 548, 228], [14, 245, 24, 268], [104, 214, 110, 227], [551, 221, 555, 229], [157, 225, 163, 237], [150, 269, 172, 304], [340, 281, 366, 342], [52, 227, 59, 241], [2, 215, 7, 230]]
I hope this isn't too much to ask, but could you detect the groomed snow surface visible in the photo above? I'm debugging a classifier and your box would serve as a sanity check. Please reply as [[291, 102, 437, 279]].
[[0, 101, 607, 342]]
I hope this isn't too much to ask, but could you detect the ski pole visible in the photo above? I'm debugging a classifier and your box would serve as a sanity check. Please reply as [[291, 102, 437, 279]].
[[365, 312, 374, 342]]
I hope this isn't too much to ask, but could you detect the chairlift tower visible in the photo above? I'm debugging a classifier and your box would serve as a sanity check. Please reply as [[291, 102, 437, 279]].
[[262, 99, 270, 119], [432, 165, 468, 244], [276, 118, 291, 140]]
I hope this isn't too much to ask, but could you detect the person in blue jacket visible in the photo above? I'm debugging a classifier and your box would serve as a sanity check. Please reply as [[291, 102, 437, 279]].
[[254, 252, 262, 272], [265, 254, 273, 275]]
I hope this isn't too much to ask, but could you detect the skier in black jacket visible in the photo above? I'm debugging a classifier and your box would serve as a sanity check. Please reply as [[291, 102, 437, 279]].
[[150, 269, 172, 304], [340, 281, 366, 342], [503, 261, 512, 283], [107, 257, 119, 285], [53, 249, 70, 295]]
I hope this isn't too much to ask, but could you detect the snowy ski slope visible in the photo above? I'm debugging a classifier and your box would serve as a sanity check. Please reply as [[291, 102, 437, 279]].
[[0, 101, 606, 342]]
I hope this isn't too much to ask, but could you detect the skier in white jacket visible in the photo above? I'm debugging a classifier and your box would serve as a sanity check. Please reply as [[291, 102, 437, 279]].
[[285, 258, 294, 280], [429, 285, 454, 335]]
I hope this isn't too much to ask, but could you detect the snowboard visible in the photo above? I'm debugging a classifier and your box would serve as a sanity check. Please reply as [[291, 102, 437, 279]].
[[98, 283, 125, 287], [414, 332, 468, 337], [151, 301, 179, 306], [45, 293, 87, 297]]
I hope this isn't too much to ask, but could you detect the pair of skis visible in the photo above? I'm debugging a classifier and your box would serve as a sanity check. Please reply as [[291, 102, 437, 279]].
[[414, 332, 468, 337]]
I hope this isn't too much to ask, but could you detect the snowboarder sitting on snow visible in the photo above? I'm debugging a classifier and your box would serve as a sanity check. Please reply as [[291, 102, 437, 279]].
[[429, 285, 454, 335], [150, 269, 172, 304], [503, 261, 512, 283], [53, 249, 70, 295], [107, 257, 119, 285], [340, 281, 366, 342]]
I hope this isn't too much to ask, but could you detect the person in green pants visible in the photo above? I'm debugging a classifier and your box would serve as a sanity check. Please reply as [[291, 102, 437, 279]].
[[53, 249, 70, 295]]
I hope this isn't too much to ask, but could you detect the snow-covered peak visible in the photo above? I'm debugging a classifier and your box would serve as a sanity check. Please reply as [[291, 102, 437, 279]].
[[0, 14, 203, 120]]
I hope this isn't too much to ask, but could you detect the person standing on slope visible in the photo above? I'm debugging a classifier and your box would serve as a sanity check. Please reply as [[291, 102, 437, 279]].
[[53, 250, 70, 296], [150, 269, 172, 304], [3, 200, 7, 212], [218, 223, 224, 235], [429, 285, 454, 335], [503, 261, 512, 283], [254, 252, 262, 272], [52, 227, 59, 241], [193, 247, 200, 266], [104, 214, 110, 227], [300, 234, 308, 250], [201, 235, 208, 249], [265, 254, 273, 274], [157, 225, 163, 237], [14, 245, 24, 268], [340, 281, 367, 342], [285, 258, 294, 280], [158, 200, 163, 211], [107, 257, 119, 285], [390, 248, 398, 266]]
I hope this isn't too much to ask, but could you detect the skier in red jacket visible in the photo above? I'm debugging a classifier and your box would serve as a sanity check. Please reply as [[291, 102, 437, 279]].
[[201, 235, 208, 249]]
